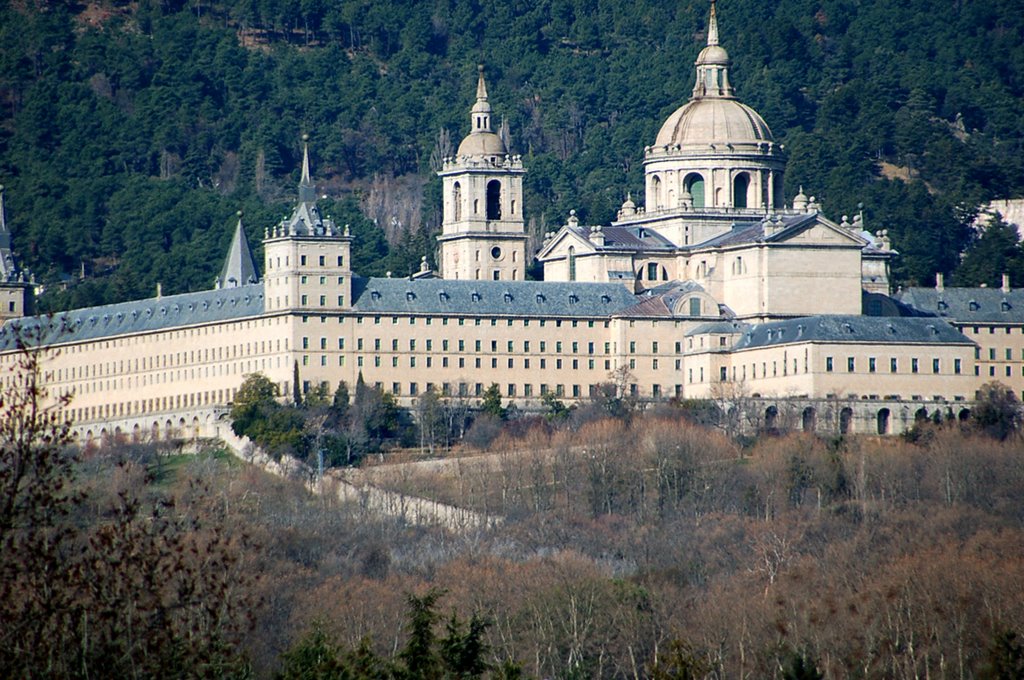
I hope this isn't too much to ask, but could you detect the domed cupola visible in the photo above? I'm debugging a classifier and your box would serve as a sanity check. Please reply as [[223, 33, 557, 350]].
[[643, 0, 785, 213], [455, 66, 509, 162]]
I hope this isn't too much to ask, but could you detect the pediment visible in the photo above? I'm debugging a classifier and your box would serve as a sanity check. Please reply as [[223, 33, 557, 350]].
[[536, 227, 598, 260], [770, 215, 867, 247]]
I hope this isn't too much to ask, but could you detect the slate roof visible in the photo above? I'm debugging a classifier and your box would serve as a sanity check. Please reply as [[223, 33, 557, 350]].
[[565, 224, 676, 251], [216, 219, 260, 288], [687, 320, 749, 336], [731, 315, 972, 351], [896, 287, 1024, 324], [0, 284, 265, 349], [350, 276, 638, 318], [617, 281, 712, 318], [694, 213, 818, 248]]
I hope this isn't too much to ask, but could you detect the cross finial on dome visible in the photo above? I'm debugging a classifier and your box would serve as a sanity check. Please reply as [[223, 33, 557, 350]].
[[707, 0, 719, 46]]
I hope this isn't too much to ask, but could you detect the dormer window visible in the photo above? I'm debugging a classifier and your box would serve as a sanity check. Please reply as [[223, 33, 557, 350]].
[[406, 291, 416, 302], [568, 294, 579, 304], [503, 292, 512, 303], [969, 300, 979, 311], [536, 293, 546, 303], [370, 290, 381, 300], [472, 291, 481, 302]]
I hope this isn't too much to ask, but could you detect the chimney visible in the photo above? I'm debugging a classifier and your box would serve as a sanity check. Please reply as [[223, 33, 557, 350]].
[[1002, 273, 1010, 293], [935, 273, 944, 292]]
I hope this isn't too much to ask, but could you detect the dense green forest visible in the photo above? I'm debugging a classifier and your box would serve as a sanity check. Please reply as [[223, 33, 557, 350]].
[[1, 0, 1023, 310]]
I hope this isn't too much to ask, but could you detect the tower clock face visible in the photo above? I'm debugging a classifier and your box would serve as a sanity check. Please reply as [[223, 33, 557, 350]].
[[491, 246, 502, 260]]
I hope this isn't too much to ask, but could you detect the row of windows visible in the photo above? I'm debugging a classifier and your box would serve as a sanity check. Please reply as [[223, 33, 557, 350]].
[[301, 354, 616, 373], [304, 337, 622, 355], [376, 381, 678, 400], [65, 386, 240, 423], [268, 254, 345, 269], [825, 356, 962, 375], [46, 339, 286, 383], [976, 347, 1024, 360]]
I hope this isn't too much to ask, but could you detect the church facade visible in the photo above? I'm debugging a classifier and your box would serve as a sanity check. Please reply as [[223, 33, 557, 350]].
[[0, 2, 1017, 441]]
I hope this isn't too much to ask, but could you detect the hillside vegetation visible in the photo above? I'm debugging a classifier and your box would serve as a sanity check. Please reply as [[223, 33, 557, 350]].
[[1, 0, 1023, 309]]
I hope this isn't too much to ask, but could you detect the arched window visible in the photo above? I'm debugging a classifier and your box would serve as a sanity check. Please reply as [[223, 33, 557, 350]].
[[684, 173, 705, 208], [651, 175, 662, 209], [733, 173, 749, 208], [486, 180, 502, 219], [452, 182, 462, 221], [568, 246, 576, 281]]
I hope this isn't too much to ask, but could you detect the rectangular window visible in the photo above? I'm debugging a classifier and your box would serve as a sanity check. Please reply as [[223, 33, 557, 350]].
[[318, 255, 325, 266], [826, 357, 833, 372], [652, 341, 659, 354], [954, 358, 962, 374], [847, 357, 855, 372], [933, 358, 940, 373], [912, 358, 919, 373], [868, 357, 876, 373], [629, 341, 636, 353]]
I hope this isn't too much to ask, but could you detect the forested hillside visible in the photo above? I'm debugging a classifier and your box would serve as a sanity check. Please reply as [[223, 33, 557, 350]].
[[1, 0, 1023, 310]]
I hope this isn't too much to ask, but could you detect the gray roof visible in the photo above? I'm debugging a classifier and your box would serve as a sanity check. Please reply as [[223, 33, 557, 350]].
[[216, 219, 260, 288], [896, 286, 1024, 324], [687, 320, 749, 336], [695, 213, 817, 248], [566, 224, 676, 251], [351, 276, 638, 317], [731, 315, 972, 351], [0, 283, 265, 349]]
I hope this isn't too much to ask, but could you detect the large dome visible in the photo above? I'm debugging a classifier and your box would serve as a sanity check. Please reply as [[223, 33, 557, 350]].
[[654, 97, 773, 149], [457, 131, 507, 158]]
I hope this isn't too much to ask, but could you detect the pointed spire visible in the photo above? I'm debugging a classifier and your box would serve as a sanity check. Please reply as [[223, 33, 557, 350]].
[[471, 65, 493, 133], [298, 133, 316, 203], [217, 211, 259, 289], [0, 185, 6, 231], [476, 64, 488, 102], [301, 135, 312, 185], [692, 0, 733, 98], [0, 184, 17, 280], [707, 0, 719, 46]]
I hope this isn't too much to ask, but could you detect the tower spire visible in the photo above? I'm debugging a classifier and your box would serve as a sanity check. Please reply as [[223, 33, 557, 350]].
[[298, 133, 316, 203], [476, 64, 489, 102], [707, 0, 719, 46], [471, 65, 493, 133], [217, 210, 259, 289], [692, 0, 733, 99]]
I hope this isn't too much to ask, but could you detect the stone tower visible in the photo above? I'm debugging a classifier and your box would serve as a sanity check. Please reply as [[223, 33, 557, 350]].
[[0, 186, 34, 322], [437, 66, 527, 281], [262, 138, 352, 312]]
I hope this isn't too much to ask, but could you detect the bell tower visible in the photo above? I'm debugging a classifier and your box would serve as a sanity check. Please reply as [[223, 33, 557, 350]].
[[437, 66, 527, 281], [262, 137, 352, 313], [0, 186, 34, 322]]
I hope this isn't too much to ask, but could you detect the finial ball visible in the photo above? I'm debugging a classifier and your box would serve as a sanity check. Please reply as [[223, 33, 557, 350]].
[[236, 209, 243, 217], [302, 133, 310, 142]]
